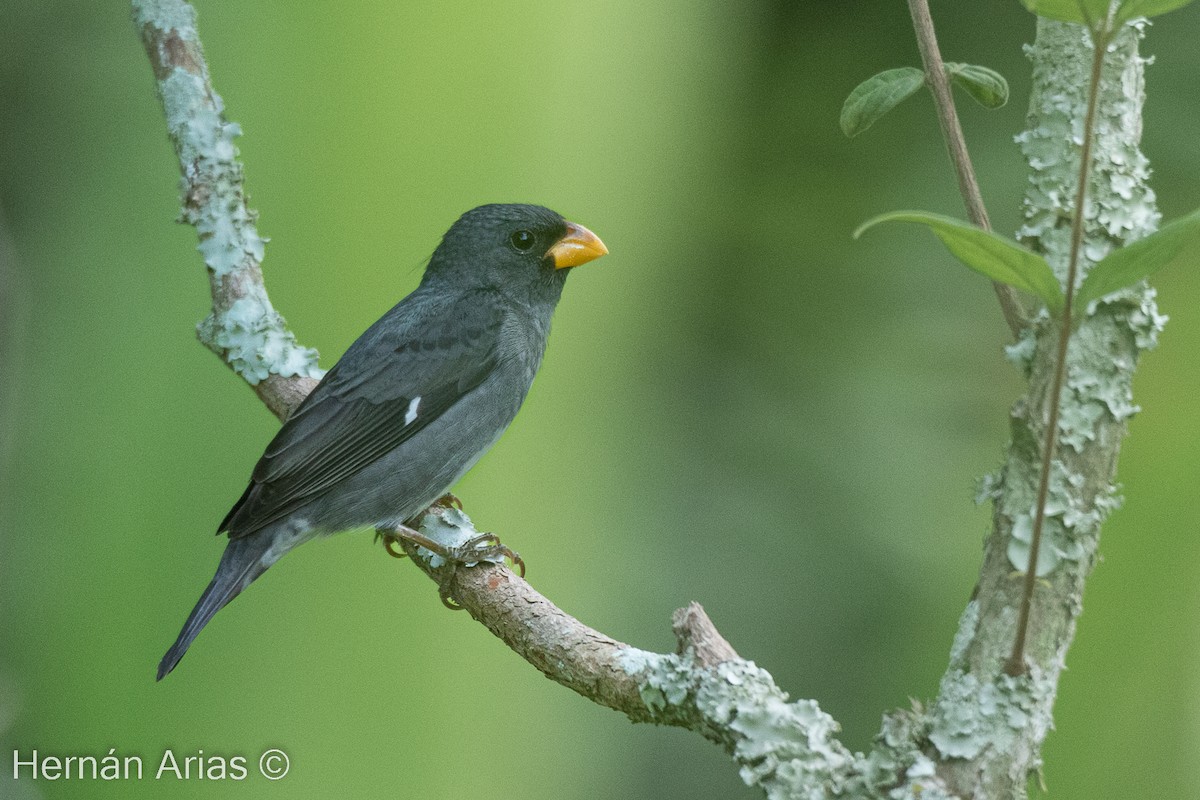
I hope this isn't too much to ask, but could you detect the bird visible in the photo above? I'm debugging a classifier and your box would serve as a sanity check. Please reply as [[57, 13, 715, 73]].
[[157, 203, 608, 680]]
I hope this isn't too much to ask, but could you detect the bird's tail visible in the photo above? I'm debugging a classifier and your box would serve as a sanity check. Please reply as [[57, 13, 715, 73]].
[[157, 531, 278, 681]]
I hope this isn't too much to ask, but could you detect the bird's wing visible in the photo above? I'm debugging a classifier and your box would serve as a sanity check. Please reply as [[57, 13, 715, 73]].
[[219, 292, 507, 538]]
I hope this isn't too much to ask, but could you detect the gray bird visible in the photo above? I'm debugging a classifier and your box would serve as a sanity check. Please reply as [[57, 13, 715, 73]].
[[157, 203, 607, 680]]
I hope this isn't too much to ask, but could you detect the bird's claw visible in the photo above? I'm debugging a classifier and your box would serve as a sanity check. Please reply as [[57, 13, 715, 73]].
[[431, 492, 464, 512], [453, 533, 525, 579], [431, 533, 525, 609], [374, 529, 410, 559], [376, 526, 525, 610]]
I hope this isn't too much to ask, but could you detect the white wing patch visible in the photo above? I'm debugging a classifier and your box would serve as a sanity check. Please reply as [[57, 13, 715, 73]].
[[404, 396, 421, 426]]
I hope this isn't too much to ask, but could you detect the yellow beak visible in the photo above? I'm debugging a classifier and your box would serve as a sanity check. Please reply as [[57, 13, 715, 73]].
[[547, 221, 609, 269]]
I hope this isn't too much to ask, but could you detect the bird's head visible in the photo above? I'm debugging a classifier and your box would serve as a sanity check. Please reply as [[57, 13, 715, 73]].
[[423, 204, 608, 306]]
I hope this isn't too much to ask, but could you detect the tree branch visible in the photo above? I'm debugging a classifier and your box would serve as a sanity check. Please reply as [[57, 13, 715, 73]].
[[1006, 10, 1113, 678], [393, 506, 865, 797], [133, 0, 322, 420], [930, 19, 1162, 796]]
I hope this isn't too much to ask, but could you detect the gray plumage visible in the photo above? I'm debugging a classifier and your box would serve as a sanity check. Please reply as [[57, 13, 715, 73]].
[[158, 204, 604, 680]]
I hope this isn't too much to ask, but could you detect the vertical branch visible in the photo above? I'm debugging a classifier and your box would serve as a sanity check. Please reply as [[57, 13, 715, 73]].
[[1006, 16, 1112, 676], [133, 0, 322, 420], [920, 19, 1164, 797], [906, 0, 1026, 336]]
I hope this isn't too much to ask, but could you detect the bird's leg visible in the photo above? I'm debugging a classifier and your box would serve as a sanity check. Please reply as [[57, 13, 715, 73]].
[[376, 524, 455, 562], [376, 525, 525, 610], [374, 526, 415, 559], [385, 493, 462, 554]]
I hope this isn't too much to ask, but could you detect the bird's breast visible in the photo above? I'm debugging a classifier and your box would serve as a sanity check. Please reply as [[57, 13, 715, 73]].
[[496, 307, 551, 387]]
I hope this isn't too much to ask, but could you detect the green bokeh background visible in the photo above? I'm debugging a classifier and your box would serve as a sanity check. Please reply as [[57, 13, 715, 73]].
[[3, 1, 1200, 797]]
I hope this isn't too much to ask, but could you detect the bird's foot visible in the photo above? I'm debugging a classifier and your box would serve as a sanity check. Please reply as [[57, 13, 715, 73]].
[[376, 526, 524, 610], [451, 533, 525, 579], [431, 533, 525, 609], [430, 492, 464, 512], [374, 527, 412, 559]]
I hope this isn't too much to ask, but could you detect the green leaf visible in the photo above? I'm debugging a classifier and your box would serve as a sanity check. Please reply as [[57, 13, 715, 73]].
[[945, 63, 1009, 109], [1018, 0, 1110, 24], [1017, 0, 1191, 26], [1115, 0, 1197, 22], [1075, 208, 1200, 311], [839, 68, 925, 138], [855, 211, 1064, 312]]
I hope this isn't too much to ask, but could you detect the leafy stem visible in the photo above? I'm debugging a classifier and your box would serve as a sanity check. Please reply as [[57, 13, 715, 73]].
[[905, 0, 1025, 336], [1005, 11, 1115, 677]]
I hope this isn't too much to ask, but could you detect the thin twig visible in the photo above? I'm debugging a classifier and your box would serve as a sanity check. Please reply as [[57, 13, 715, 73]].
[[1005, 19, 1111, 676], [907, 0, 1025, 336]]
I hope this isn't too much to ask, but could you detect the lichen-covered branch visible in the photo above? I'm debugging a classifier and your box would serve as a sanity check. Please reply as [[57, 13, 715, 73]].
[[395, 507, 865, 800], [133, 0, 322, 420], [837, 25, 1163, 797], [137, 3, 1165, 799], [917, 19, 1163, 798]]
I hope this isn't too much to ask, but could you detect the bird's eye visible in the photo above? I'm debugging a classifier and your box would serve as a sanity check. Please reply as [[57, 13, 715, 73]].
[[510, 230, 536, 251]]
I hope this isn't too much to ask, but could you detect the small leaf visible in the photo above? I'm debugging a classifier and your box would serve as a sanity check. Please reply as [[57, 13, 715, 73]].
[[855, 211, 1064, 312], [1116, 0, 1197, 22], [946, 63, 1009, 109], [1075, 207, 1200, 311], [1018, 0, 1109, 23], [840, 68, 925, 138]]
